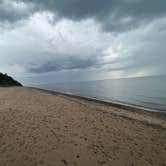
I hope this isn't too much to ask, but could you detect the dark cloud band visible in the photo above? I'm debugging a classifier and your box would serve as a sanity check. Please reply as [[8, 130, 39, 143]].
[[1, 0, 166, 32], [29, 57, 99, 73]]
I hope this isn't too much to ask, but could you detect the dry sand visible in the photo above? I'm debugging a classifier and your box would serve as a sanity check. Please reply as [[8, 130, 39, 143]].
[[0, 87, 166, 166]]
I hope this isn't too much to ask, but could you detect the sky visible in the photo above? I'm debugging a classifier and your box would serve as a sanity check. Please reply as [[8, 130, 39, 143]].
[[0, 0, 166, 85]]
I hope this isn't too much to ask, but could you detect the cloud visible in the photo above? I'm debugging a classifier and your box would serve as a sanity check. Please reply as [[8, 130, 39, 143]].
[[1, 12, 166, 75], [0, 0, 34, 24], [0, 12, 112, 75], [18, 0, 166, 19], [1, 0, 166, 32], [29, 57, 99, 73], [0, 1, 166, 84], [105, 16, 166, 74]]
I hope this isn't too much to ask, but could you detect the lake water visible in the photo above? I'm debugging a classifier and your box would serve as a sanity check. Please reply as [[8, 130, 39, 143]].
[[36, 75, 166, 111]]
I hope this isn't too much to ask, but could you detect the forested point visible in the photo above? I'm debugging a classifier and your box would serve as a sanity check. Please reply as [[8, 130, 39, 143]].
[[0, 73, 22, 87]]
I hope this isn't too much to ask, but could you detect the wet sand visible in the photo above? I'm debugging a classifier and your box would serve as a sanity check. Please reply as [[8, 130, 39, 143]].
[[0, 87, 166, 166]]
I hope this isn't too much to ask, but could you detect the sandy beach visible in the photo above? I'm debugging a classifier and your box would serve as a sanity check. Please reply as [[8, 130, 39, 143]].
[[0, 87, 165, 166]]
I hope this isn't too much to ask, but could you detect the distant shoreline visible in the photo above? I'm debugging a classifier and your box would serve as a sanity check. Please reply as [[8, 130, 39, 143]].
[[30, 87, 166, 115]]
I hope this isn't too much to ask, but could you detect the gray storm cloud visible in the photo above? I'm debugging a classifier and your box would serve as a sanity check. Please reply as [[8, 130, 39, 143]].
[[0, 0, 166, 84], [0, 0, 34, 23], [1, 0, 166, 31], [29, 57, 100, 73]]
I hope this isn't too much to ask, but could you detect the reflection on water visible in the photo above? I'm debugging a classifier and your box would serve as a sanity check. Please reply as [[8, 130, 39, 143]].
[[36, 75, 166, 111]]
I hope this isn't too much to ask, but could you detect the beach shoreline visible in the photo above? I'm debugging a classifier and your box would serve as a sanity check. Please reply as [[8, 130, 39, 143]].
[[31, 87, 166, 112], [30, 87, 166, 120], [0, 87, 166, 166]]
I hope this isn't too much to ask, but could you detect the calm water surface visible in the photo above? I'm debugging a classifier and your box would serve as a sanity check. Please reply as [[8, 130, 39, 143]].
[[36, 75, 166, 111]]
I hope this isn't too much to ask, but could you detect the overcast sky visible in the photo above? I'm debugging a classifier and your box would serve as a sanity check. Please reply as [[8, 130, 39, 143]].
[[0, 0, 166, 85]]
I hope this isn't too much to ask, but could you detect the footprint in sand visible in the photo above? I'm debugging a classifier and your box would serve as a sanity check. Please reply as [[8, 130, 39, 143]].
[[61, 159, 68, 165]]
